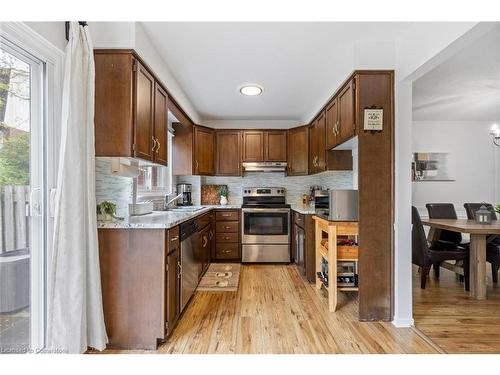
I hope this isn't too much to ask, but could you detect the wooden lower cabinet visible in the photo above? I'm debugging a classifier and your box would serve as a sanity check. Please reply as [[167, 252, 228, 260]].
[[98, 228, 168, 350], [213, 209, 241, 261], [166, 246, 180, 337], [291, 211, 316, 282]]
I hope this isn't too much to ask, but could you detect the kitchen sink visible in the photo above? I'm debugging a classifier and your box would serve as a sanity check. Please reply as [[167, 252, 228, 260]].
[[163, 206, 206, 213]]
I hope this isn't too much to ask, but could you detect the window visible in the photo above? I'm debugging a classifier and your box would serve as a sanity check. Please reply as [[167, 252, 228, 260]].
[[0, 34, 46, 353], [137, 130, 173, 193]]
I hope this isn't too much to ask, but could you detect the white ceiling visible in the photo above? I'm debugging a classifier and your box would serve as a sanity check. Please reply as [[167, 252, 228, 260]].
[[141, 22, 412, 123], [413, 26, 500, 122]]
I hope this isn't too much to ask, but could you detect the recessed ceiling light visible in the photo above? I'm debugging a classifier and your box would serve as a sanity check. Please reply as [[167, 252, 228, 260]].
[[240, 85, 263, 96]]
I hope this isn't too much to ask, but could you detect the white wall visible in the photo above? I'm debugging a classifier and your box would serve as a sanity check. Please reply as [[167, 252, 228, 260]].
[[24, 22, 67, 51], [412, 121, 499, 218]]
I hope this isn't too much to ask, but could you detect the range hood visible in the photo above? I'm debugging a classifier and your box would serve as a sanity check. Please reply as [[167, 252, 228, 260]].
[[242, 162, 287, 173]]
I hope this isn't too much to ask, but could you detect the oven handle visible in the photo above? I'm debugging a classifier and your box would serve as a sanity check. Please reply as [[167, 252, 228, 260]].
[[241, 208, 291, 213]]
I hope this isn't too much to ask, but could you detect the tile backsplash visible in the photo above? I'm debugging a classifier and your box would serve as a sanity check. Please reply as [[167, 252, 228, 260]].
[[177, 170, 354, 205], [95, 158, 133, 217], [96, 157, 354, 215]]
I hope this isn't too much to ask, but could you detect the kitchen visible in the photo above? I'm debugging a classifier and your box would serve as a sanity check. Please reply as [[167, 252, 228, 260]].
[[5, 17, 481, 359], [92, 46, 395, 351]]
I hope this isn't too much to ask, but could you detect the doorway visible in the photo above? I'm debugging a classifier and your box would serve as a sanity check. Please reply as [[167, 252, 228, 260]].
[[410, 26, 500, 353], [0, 35, 47, 353]]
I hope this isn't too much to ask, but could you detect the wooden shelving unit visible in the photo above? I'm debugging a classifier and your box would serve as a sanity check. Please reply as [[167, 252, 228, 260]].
[[313, 215, 359, 312]]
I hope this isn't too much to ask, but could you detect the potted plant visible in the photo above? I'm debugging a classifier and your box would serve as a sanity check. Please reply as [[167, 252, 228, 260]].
[[219, 185, 229, 205], [496, 205, 500, 216], [97, 201, 117, 222]]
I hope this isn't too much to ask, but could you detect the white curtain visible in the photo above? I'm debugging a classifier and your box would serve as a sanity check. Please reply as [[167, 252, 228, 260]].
[[47, 22, 108, 354]]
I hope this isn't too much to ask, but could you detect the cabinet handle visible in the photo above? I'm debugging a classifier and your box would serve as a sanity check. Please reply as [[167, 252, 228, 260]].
[[202, 235, 208, 247], [222, 213, 231, 217], [152, 137, 157, 151], [209, 231, 213, 240], [225, 236, 230, 240], [195, 160, 199, 171], [156, 138, 161, 153], [170, 236, 179, 242], [177, 261, 182, 278], [223, 249, 231, 254], [335, 121, 339, 136], [224, 226, 230, 229]]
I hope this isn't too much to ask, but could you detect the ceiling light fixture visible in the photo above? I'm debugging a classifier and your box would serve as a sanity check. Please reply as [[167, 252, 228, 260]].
[[490, 123, 500, 147], [240, 84, 263, 96]]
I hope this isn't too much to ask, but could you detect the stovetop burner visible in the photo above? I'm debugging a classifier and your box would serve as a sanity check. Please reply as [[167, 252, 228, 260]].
[[242, 187, 288, 208]]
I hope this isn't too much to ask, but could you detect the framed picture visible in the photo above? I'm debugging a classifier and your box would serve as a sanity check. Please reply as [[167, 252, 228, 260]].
[[363, 108, 383, 131]]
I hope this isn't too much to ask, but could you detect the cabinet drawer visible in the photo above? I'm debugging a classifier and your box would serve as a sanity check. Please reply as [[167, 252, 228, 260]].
[[216, 221, 239, 233], [294, 212, 305, 227], [167, 226, 180, 252], [337, 246, 358, 260], [215, 210, 239, 221], [215, 243, 240, 259], [216, 232, 239, 243]]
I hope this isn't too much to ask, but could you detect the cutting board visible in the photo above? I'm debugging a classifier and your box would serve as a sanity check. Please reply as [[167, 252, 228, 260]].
[[201, 185, 227, 205]]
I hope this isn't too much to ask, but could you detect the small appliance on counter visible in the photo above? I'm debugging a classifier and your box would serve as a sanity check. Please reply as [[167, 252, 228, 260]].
[[176, 183, 193, 206], [314, 189, 358, 221]]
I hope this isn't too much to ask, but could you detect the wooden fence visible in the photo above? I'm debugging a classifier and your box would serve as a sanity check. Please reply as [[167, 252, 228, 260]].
[[0, 186, 30, 254]]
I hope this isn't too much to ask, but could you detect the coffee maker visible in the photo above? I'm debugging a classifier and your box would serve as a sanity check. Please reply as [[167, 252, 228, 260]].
[[176, 183, 193, 206]]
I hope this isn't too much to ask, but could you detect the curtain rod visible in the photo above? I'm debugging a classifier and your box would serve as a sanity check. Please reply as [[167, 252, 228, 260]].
[[65, 21, 88, 41]]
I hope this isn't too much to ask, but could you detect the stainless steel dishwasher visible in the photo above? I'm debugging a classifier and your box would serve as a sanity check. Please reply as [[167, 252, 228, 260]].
[[179, 219, 199, 311]]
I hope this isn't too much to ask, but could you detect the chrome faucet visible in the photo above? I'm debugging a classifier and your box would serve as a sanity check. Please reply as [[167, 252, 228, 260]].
[[165, 193, 183, 209]]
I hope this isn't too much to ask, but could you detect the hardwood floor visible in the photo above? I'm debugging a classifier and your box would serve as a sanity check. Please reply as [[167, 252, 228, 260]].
[[149, 264, 434, 354], [413, 265, 500, 353]]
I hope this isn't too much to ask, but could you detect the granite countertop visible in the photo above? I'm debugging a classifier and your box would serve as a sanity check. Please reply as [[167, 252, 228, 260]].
[[98, 204, 241, 229], [289, 203, 316, 215]]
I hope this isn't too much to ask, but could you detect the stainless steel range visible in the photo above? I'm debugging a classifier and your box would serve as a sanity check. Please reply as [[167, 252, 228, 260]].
[[241, 187, 291, 263]]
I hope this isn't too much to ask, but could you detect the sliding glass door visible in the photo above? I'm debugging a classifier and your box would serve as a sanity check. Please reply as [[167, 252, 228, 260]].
[[0, 36, 46, 353]]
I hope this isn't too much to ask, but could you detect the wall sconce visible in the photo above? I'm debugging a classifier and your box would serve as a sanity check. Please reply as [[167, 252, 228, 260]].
[[490, 124, 500, 147]]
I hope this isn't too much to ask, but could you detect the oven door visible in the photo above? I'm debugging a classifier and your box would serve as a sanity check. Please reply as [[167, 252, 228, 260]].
[[242, 208, 290, 244]]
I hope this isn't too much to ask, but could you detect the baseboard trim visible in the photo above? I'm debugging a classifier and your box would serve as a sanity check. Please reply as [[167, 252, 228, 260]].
[[391, 317, 415, 327]]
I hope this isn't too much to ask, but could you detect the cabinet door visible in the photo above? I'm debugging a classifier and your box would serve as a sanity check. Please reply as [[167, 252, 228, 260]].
[[264, 130, 287, 161], [166, 247, 180, 336], [287, 126, 309, 176], [216, 130, 241, 176], [316, 111, 327, 172], [134, 60, 155, 161], [194, 126, 215, 175], [338, 79, 356, 144], [199, 226, 210, 279], [308, 122, 318, 174], [326, 98, 339, 150], [154, 82, 168, 166], [242, 131, 264, 162]]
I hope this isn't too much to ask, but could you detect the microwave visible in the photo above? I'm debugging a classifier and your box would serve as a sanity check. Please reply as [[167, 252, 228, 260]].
[[315, 189, 358, 221]]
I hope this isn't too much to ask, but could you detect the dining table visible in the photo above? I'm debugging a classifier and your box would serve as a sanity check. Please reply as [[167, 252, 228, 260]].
[[421, 218, 500, 300]]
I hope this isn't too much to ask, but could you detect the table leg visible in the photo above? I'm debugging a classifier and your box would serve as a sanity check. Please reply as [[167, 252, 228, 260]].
[[470, 234, 487, 300], [427, 227, 441, 248]]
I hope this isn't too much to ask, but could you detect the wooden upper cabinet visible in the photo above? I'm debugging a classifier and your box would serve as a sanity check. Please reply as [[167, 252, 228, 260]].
[[287, 126, 309, 176], [308, 111, 327, 175], [134, 60, 155, 161], [194, 126, 215, 175], [264, 130, 287, 162], [326, 98, 339, 150], [154, 82, 168, 166], [316, 111, 327, 172], [242, 131, 264, 162], [94, 51, 134, 157], [94, 50, 169, 166], [216, 130, 241, 176], [338, 79, 356, 144]]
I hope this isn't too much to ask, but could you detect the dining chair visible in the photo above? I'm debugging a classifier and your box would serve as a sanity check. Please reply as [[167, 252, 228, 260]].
[[425, 203, 469, 278], [412, 206, 470, 290], [464, 203, 500, 283]]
